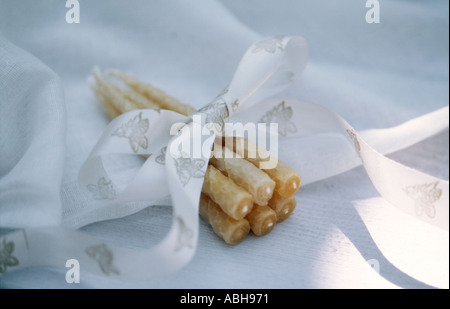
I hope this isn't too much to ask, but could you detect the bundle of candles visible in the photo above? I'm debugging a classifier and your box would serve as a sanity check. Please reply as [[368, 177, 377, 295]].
[[91, 69, 301, 245]]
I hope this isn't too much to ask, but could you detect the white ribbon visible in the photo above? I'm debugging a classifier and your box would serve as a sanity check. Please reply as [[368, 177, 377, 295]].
[[0, 36, 448, 281]]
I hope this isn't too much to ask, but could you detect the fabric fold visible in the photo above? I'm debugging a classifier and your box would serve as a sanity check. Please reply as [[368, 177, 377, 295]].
[[0, 34, 66, 228]]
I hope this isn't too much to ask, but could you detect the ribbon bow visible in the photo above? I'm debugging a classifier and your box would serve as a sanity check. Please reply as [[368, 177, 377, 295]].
[[78, 36, 309, 277]]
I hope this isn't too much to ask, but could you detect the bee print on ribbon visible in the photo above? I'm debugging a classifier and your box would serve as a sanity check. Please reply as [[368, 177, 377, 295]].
[[173, 155, 206, 187], [197, 99, 229, 132], [87, 177, 116, 200], [0, 238, 19, 274], [252, 35, 285, 54], [155, 146, 167, 165], [231, 99, 240, 112], [260, 101, 297, 137], [112, 112, 149, 153], [404, 181, 442, 219], [86, 243, 120, 276]]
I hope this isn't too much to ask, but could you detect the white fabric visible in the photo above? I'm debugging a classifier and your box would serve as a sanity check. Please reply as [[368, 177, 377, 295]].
[[0, 35, 65, 228], [0, 0, 448, 288]]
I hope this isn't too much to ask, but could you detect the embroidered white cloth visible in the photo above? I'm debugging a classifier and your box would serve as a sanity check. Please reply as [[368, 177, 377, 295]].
[[0, 0, 448, 288]]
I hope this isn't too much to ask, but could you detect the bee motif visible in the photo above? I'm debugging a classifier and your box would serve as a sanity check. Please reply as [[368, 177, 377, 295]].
[[252, 36, 285, 54], [260, 101, 297, 136], [155, 146, 167, 165], [231, 99, 240, 112], [197, 99, 229, 132], [404, 181, 442, 218], [86, 243, 120, 276], [87, 177, 116, 200], [0, 238, 19, 274], [174, 155, 206, 186], [112, 112, 149, 153]]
